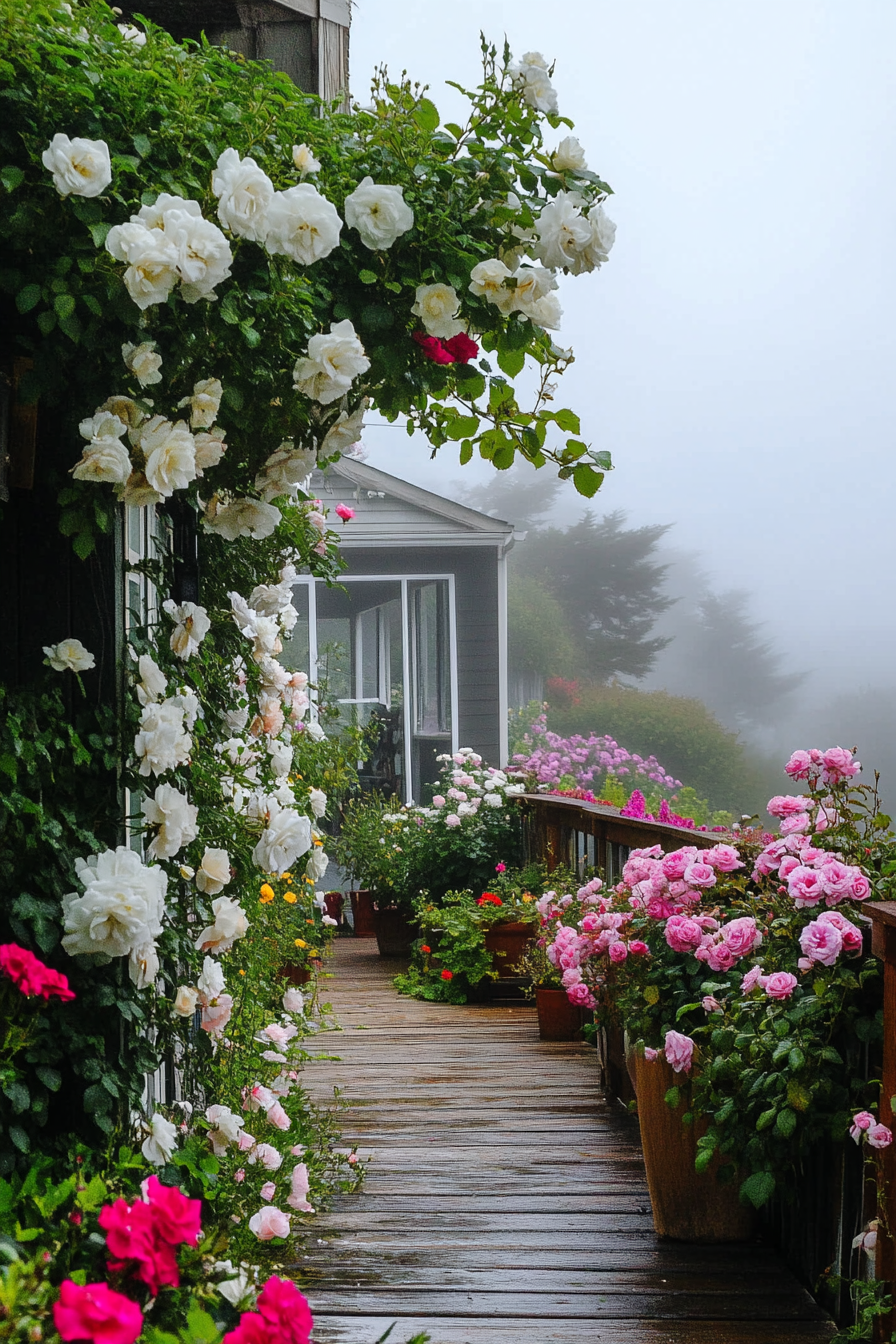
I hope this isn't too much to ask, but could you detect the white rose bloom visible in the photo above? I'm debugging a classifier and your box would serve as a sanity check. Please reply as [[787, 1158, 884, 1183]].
[[534, 191, 596, 274], [343, 176, 414, 250], [196, 847, 232, 896], [587, 204, 617, 267], [212, 148, 274, 243], [309, 788, 327, 819], [135, 416, 196, 498], [43, 638, 95, 673], [173, 985, 199, 1017], [268, 740, 294, 779], [122, 341, 163, 387], [42, 133, 112, 198], [321, 405, 366, 456], [254, 442, 317, 502], [136, 193, 203, 230], [223, 704, 249, 734], [483, 792, 504, 807], [509, 266, 557, 313], [252, 803, 312, 876], [135, 654, 166, 706], [468, 258, 515, 313], [195, 894, 249, 954], [162, 600, 211, 660], [62, 846, 167, 961], [106, 223, 179, 310], [293, 320, 370, 406], [206, 1108, 246, 1157], [193, 428, 227, 475], [172, 686, 201, 731], [134, 700, 191, 776], [273, 780, 296, 808], [72, 442, 131, 485], [142, 1113, 177, 1166], [551, 136, 587, 172], [197, 955, 226, 1001], [164, 208, 233, 302], [129, 939, 160, 989], [142, 783, 199, 859], [411, 283, 465, 340], [249, 580, 295, 622], [203, 496, 281, 541], [304, 719, 326, 742], [263, 184, 342, 265], [527, 292, 563, 330], [183, 378, 223, 430], [292, 143, 321, 177], [508, 51, 558, 115], [118, 24, 147, 44], [305, 845, 328, 883]]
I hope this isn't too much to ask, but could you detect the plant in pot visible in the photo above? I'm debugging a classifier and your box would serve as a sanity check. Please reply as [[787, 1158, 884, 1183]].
[[518, 879, 600, 1040], [332, 793, 422, 954], [543, 745, 896, 1243], [252, 873, 337, 986]]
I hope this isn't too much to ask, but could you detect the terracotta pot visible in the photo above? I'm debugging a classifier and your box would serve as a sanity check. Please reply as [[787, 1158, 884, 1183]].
[[373, 904, 417, 957], [349, 889, 377, 938], [280, 963, 311, 986], [631, 1052, 755, 1242], [483, 920, 532, 978], [536, 986, 591, 1040], [324, 891, 344, 925]]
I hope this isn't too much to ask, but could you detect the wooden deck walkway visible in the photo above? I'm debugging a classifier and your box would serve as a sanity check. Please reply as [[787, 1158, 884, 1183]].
[[299, 940, 835, 1343]]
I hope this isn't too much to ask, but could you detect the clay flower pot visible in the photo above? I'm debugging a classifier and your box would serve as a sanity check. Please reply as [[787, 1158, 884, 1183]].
[[536, 986, 591, 1040], [324, 890, 344, 925], [349, 889, 377, 938], [483, 920, 532, 978], [373, 903, 417, 957], [630, 1051, 755, 1242], [280, 963, 312, 987]]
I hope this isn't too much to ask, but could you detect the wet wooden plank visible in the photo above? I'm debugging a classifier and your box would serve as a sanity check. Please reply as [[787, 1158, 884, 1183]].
[[311, 1319, 837, 1343]]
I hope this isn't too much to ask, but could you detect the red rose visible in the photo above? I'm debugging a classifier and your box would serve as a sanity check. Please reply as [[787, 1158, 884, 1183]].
[[443, 331, 479, 363], [420, 945, 432, 955], [412, 331, 454, 364], [440, 969, 454, 981]]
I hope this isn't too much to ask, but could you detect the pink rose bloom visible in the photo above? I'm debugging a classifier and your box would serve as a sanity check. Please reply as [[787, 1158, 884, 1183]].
[[266, 1101, 291, 1131], [720, 916, 762, 958], [260, 1181, 277, 1201], [764, 972, 798, 1000], [623, 855, 661, 885], [335, 503, 354, 521], [629, 940, 650, 957], [290, 1143, 305, 1156], [663, 1030, 695, 1074], [850, 871, 871, 902], [644, 894, 677, 920], [286, 1161, 315, 1212], [561, 967, 583, 988], [643, 1047, 659, 1061], [53, 1281, 143, 1344], [683, 862, 716, 889], [282, 988, 305, 1014], [234, 1168, 246, 1183], [787, 866, 827, 909], [821, 746, 860, 785], [778, 855, 801, 880], [245, 1084, 276, 1113], [780, 813, 812, 836], [664, 915, 705, 954], [580, 913, 601, 933], [698, 940, 737, 972], [767, 794, 812, 819], [660, 848, 699, 881], [702, 995, 723, 1013], [850, 1111, 874, 1142], [567, 982, 595, 1008], [249, 1205, 291, 1240], [814, 805, 840, 832], [704, 844, 743, 872], [261, 1023, 296, 1046], [444, 813, 460, 828], [432, 795, 445, 808], [608, 941, 628, 964], [250, 1143, 283, 1171], [237, 1130, 256, 1152], [741, 965, 766, 994], [867, 1123, 893, 1149], [817, 859, 852, 902], [799, 919, 843, 967], [817, 910, 863, 954], [200, 994, 233, 1038], [785, 750, 816, 780]]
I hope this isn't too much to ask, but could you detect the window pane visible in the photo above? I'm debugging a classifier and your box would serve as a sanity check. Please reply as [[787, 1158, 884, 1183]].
[[412, 581, 450, 735]]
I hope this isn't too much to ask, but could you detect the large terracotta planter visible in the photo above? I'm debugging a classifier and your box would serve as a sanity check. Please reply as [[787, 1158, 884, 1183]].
[[280, 963, 311, 986], [349, 889, 377, 938], [373, 904, 417, 957], [536, 986, 591, 1040], [631, 1052, 755, 1242], [324, 891, 344, 925], [483, 920, 532, 978]]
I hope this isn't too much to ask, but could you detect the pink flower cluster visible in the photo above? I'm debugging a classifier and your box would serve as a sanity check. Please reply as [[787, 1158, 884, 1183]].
[[797, 911, 863, 969], [54, 1281, 143, 1344], [224, 1275, 313, 1344], [753, 836, 870, 909], [849, 1110, 893, 1149], [512, 715, 681, 792], [643, 1030, 695, 1073], [0, 943, 75, 1001], [98, 1176, 202, 1296], [785, 747, 861, 786], [622, 843, 743, 919]]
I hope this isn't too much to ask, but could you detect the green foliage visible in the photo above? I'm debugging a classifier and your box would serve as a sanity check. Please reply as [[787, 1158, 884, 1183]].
[[507, 573, 580, 678]]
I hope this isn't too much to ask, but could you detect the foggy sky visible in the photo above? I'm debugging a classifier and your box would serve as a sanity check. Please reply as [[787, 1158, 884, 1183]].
[[349, 0, 896, 698]]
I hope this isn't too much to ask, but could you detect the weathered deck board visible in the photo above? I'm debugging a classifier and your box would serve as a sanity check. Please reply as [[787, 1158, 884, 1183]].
[[299, 941, 835, 1343]]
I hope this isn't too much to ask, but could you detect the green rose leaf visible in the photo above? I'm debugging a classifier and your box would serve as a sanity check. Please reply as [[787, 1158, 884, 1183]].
[[497, 347, 526, 378], [15, 283, 41, 313], [1, 165, 24, 191], [413, 97, 440, 132], [572, 463, 604, 498], [359, 270, 378, 285], [740, 1171, 776, 1209]]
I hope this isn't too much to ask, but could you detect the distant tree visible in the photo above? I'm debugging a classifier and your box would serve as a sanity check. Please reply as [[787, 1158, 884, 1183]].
[[507, 574, 580, 680], [453, 467, 565, 531], [516, 511, 674, 682]]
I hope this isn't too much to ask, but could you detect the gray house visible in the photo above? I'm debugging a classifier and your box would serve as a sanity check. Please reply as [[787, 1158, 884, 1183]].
[[282, 459, 515, 803]]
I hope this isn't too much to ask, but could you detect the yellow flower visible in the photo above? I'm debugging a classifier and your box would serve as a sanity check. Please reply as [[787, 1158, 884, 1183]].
[[260, 884, 275, 904], [294, 939, 307, 949], [282, 872, 293, 882], [238, 969, 246, 976], [283, 891, 298, 904], [305, 919, 314, 925], [308, 949, 319, 957], [521, 893, 533, 903]]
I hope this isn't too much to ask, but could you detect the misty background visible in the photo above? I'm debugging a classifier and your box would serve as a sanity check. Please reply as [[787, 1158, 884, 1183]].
[[349, 1, 896, 815]]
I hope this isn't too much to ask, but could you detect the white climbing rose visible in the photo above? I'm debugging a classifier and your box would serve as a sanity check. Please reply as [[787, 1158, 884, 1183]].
[[551, 135, 587, 172], [72, 411, 131, 485], [62, 846, 166, 962], [321, 405, 366, 456], [263, 184, 342, 265], [142, 1113, 178, 1166], [41, 133, 112, 197], [164, 208, 233, 302], [43, 638, 95, 673], [343, 176, 414, 250], [142, 783, 199, 860], [194, 428, 227, 474], [182, 378, 222, 429], [292, 320, 370, 406], [138, 416, 196, 497], [254, 442, 317, 502], [534, 191, 614, 275], [587, 204, 617, 267], [508, 51, 558, 115], [212, 148, 274, 243], [411, 283, 465, 340], [196, 847, 232, 896], [468, 258, 515, 314], [134, 699, 192, 776], [203, 496, 281, 541], [252, 802, 312, 876], [292, 143, 321, 177], [195, 895, 249, 954], [162, 599, 211, 660], [105, 222, 179, 310], [122, 341, 163, 386]]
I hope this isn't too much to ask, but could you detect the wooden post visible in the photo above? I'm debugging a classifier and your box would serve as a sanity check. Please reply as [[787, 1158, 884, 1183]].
[[866, 902, 896, 1339]]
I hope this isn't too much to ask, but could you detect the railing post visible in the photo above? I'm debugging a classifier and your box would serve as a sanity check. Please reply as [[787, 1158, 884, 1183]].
[[866, 902, 896, 1339]]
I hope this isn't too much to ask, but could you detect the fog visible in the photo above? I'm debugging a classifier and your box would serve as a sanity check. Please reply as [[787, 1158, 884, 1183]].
[[350, 1, 896, 790]]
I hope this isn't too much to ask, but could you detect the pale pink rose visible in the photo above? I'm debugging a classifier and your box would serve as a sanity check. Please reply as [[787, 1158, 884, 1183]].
[[200, 994, 233, 1038], [799, 919, 843, 967], [787, 866, 827, 909], [561, 967, 583, 988], [817, 860, 852, 902], [704, 844, 743, 872], [431, 795, 445, 808], [664, 915, 704, 954], [261, 1050, 287, 1064], [249, 1143, 283, 1170], [608, 941, 627, 964], [261, 1023, 295, 1046], [764, 972, 798, 1000], [853, 1225, 878, 1254], [698, 940, 737, 973], [702, 995, 723, 1013], [720, 916, 762, 959], [850, 1110, 874, 1142], [821, 747, 860, 784], [868, 1123, 893, 1149], [663, 1030, 695, 1074], [624, 855, 662, 885], [797, 957, 813, 972], [248, 1206, 291, 1240], [785, 750, 816, 780], [290, 1144, 305, 1157], [266, 1101, 291, 1131], [767, 794, 811, 819], [237, 1130, 256, 1152], [660, 848, 699, 881], [643, 1047, 659, 1061], [741, 965, 766, 994], [850, 872, 871, 902], [683, 862, 716, 889], [817, 910, 863, 954], [234, 1168, 246, 1183], [260, 1181, 276, 1201], [780, 813, 812, 836], [778, 855, 801, 880], [244, 1083, 275, 1113], [286, 1161, 314, 1212], [444, 813, 460, 828]]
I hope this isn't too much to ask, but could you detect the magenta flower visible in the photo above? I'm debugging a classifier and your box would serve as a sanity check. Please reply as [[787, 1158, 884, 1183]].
[[335, 503, 354, 521]]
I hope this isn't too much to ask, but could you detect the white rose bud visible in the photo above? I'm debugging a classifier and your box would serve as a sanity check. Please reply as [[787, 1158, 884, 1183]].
[[292, 143, 321, 177], [173, 985, 199, 1017]]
